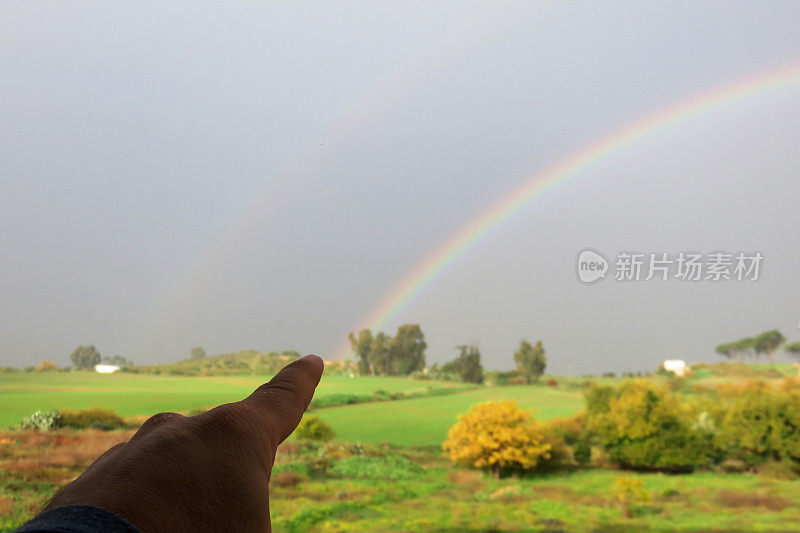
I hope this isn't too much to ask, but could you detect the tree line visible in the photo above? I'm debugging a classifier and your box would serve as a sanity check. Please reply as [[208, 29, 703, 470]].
[[715, 329, 800, 363], [348, 325, 548, 384], [70, 345, 133, 370], [348, 324, 427, 376]]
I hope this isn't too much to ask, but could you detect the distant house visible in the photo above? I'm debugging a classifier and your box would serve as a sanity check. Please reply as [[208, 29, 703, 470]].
[[95, 364, 121, 374], [662, 359, 689, 377]]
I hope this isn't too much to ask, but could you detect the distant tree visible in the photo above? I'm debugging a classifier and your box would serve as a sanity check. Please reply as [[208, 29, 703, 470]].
[[785, 342, 800, 361], [348, 330, 374, 375], [754, 330, 785, 363], [450, 345, 484, 384], [716, 338, 755, 362], [514, 339, 547, 383], [190, 347, 207, 360], [715, 343, 733, 360], [370, 331, 391, 375], [349, 324, 426, 376], [70, 345, 101, 370], [388, 324, 427, 375], [735, 337, 755, 361], [102, 354, 133, 368]]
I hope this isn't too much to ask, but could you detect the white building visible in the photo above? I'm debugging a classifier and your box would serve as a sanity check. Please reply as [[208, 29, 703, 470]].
[[95, 364, 121, 374], [662, 359, 689, 377]]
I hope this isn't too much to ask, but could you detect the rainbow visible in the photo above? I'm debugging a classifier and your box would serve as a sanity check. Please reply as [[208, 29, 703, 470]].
[[337, 62, 800, 358]]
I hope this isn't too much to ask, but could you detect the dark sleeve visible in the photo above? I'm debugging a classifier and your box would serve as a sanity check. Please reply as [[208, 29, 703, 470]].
[[15, 505, 141, 533]]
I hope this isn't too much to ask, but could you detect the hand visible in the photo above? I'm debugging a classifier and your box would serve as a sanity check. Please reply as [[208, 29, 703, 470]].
[[44, 354, 324, 532]]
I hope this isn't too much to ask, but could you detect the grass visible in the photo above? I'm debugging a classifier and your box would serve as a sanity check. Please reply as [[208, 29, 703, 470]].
[[265, 447, 800, 532], [0, 428, 134, 532], [314, 385, 584, 446], [0, 372, 467, 428]]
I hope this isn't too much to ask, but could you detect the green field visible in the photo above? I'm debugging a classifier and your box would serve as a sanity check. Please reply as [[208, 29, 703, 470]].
[[316, 385, 583, 446], [0, 372, 468, 429], [0, 372, 581, 446]]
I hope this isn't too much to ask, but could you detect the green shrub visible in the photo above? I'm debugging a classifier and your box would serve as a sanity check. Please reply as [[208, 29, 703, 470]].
[[547, 413, 586, 445], [20, 410, 61, 431], [59, 408, 126, 430], [309, 393, 372, 409], [573, 440, 592, 465], [585, 380, 714, 471], [295, 415, 335, 441], [716, 381, 800, 466], [372, 390, 392, 400]]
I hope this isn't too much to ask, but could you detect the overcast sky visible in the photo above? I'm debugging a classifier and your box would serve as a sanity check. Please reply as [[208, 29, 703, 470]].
[[2, 1, 800, 373]]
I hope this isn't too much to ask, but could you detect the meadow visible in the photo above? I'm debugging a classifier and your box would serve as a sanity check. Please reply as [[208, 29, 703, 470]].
[[2, 366, 800, 532], [0, 372, 468, 428], [315, 385, 583, 446], [269, 451, 800, 532]]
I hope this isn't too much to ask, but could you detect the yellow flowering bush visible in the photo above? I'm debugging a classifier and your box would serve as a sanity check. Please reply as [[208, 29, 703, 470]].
[[442, 400, 561, 478]]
